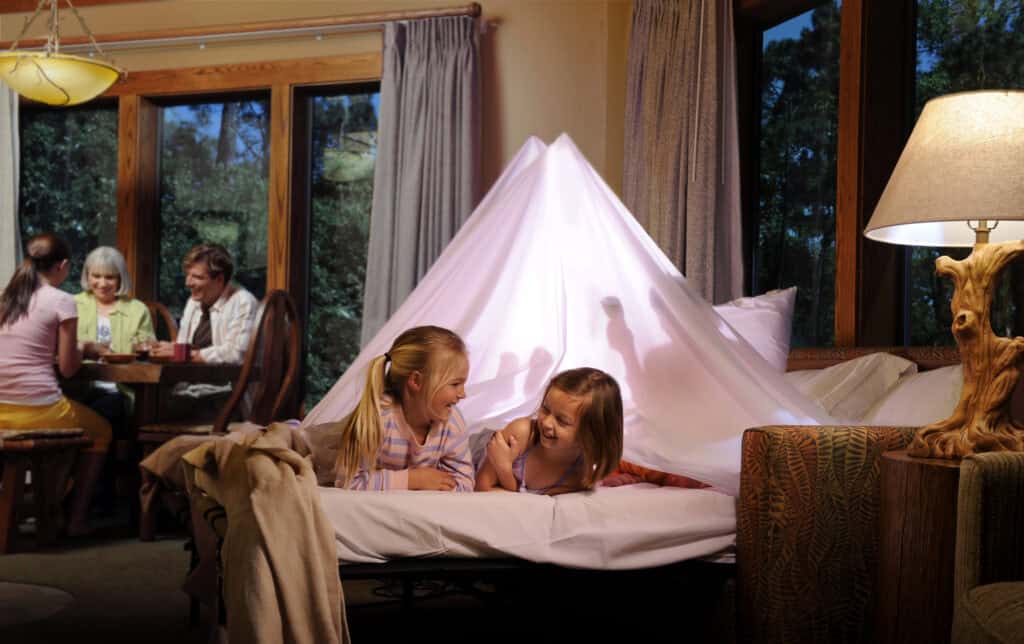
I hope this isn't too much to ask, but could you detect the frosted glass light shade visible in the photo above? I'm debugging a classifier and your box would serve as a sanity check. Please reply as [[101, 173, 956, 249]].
[[864, 90, 1024, 247], [0, 52, 121, 106]]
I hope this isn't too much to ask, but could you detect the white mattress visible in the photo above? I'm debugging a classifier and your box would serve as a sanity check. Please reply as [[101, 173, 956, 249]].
[[319, 484, 736, 569]]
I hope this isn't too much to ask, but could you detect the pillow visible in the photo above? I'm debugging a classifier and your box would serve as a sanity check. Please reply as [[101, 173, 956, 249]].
[[783, 352, 918, 422], [861, 365, 963, 427], [713, 287, 796, 372]]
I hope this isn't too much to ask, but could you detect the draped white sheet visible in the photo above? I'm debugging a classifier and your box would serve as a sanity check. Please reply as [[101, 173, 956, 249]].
[[303, 135, 830, 495]]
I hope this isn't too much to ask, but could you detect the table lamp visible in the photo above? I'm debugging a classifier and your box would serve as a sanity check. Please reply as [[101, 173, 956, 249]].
[[864, 89, 1024, 458]]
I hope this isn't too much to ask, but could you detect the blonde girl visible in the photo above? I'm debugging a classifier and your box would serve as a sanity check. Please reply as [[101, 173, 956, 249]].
[[0, 233, 112, 535], [476, 367, 623, 496], [332, 325, 474, 491]]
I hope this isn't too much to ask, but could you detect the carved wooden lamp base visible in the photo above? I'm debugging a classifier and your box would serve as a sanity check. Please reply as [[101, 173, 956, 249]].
[[907, 240, 1024, 459]]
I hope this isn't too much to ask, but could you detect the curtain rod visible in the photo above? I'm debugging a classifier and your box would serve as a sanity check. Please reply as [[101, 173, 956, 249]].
[[1, 2, 481, 52]]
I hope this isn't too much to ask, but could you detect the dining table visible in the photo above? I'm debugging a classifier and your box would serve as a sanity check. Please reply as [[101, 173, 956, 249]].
[[71, 359, 244, 428]]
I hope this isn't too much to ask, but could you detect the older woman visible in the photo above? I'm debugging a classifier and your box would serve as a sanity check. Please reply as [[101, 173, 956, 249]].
[[75, 246, 155, 357], [70, 247, 155, 463]]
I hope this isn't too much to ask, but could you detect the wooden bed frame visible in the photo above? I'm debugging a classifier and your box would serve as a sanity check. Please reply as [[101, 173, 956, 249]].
[[191, 346, 962, 643]]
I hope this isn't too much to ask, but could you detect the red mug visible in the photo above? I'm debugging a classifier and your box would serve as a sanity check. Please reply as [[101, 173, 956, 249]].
[[172, 342, 191, 363]]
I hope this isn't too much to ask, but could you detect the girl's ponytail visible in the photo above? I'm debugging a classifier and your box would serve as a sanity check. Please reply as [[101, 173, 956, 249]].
[[333, 354, 389, 487], [0, 233, 71, 329], [332, 325, 467, 486]]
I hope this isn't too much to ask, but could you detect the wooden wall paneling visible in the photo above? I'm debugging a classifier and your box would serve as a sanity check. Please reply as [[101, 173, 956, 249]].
[[116, 94, 159, 301], [267, 83, 293, 294], [835, 0, 915, 346], [102, 54, 382, 98]]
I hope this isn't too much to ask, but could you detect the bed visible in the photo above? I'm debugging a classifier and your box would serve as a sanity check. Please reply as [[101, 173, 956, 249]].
[[165, 345, 963, 643]]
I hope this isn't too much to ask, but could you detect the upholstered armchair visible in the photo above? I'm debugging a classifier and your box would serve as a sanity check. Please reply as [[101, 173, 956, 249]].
[[952, 452, 1024, 643]]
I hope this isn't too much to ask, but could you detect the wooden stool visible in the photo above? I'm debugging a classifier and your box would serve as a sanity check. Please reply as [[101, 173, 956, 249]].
[[0, 432, 93, 553]]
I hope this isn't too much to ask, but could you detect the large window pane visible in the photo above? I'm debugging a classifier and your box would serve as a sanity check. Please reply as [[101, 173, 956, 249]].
[[306, 90, 378, 410], [755, 2, 841, 346], [157, 97, 269, 317], [909, 1, 1024, 345], [19, 105, 118, 293]]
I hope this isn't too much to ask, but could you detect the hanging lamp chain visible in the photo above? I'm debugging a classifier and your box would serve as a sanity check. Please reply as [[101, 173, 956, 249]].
[[6, 0, 119, 67]]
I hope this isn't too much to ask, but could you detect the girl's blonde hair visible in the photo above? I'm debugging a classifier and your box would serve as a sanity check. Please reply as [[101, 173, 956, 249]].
[[545, 367, 623, 488], [333, 325, 467, 486]]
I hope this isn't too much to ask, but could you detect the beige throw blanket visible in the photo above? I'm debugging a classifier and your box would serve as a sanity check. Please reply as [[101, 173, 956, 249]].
[[181, 423, 349, 644]]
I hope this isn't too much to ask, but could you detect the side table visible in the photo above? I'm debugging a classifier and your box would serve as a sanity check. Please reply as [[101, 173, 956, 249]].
[[876, 449, 962, 644]]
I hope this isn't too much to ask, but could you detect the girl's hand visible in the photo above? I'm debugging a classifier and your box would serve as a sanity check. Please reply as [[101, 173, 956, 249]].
[[408, 468, 456, 491], [486, 432, 518, 472], [601, 472, 644, 487]]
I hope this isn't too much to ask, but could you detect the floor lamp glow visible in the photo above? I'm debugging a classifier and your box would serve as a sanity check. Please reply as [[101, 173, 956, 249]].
[[865, 90, 1024, 458]]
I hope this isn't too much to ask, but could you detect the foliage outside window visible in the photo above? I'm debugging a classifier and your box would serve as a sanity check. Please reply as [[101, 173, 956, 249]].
[[18, 105, 118, 293], [157, 98, 270, 318], [908, 0, 1024, 345], [755, 2, 841, 347], [305, 90, 378, 410]]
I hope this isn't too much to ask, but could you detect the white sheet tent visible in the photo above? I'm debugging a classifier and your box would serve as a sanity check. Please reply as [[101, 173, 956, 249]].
[[303, 134, 829, 495]]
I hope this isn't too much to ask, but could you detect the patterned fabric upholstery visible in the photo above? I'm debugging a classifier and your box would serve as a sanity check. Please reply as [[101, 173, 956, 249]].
[[737, 424, 917, 644], [952, 452, 1024, 644]]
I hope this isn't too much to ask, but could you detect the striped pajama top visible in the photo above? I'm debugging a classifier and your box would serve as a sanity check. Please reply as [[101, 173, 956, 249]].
[[340, 394, 475, 492]]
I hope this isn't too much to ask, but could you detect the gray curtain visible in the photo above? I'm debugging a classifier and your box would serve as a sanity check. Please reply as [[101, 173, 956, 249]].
[[361, 16, 481, 345], [623, 0, 743, 304], [0, 81, 19, 284]]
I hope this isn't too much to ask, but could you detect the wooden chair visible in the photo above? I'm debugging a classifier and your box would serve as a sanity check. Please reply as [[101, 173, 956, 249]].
[[136, 290, 301, 541], [137, 289, 303, 446], [0, 430, 93, 553], [145, 300, 178, 342]]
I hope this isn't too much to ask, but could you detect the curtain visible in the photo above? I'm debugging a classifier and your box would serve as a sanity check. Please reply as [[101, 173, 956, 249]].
[[623, 0, 743, 304], [360, 15, 481, 345], [0, 81, 19, 283]]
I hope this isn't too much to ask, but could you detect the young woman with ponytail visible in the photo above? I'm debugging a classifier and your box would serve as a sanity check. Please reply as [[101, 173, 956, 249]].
[[330, 325, 475, 492], [0, 233, 112, 536]]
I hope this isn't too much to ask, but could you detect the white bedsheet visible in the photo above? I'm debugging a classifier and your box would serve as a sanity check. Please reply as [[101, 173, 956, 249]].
[[321, 484, 736, 569]]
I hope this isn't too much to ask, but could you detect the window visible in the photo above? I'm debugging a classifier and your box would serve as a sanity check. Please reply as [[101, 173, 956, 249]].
[[305, 87, 379, 409], [907, 0, 1024, 345], [156, 96, 270, 318], [754, 2, 841, 347], [18, 104, 118, 292]]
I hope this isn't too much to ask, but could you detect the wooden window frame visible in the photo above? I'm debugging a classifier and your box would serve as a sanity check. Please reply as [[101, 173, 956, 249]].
[[110, 52, 382, 329], [736, 0, 916, 346]]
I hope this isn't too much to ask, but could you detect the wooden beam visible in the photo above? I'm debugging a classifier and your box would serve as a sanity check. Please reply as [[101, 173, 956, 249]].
[[835, 0, 864, 346], [835, 0, 915, 346], [101, 54, 382, 97], [116, 93, 158, 300], [266, 83, 293, 293]]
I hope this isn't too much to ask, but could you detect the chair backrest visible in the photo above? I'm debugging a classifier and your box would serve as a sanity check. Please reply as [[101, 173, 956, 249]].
[[212, 290, 302, 433], [145, 301, 178, 343]]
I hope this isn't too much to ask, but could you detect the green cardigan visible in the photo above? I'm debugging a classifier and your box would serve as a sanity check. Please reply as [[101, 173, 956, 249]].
[[74, 292, 155, 353]]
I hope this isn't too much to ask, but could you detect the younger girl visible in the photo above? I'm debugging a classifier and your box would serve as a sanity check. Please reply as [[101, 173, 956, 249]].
[[0, 233, 112, 535], [332, 325, 475, 491], [476, 367, 623, 495]]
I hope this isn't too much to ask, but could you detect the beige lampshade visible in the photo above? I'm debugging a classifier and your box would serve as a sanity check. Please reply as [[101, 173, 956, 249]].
[[864, 90, 1024, 247], [0, 52, 121, 107]]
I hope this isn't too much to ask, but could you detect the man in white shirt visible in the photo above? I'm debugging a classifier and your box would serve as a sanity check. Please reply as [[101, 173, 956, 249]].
[[152, 244, 258, 364]]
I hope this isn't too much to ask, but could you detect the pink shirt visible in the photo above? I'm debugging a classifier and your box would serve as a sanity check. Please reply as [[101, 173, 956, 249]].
[[0, 285, 78, 405]]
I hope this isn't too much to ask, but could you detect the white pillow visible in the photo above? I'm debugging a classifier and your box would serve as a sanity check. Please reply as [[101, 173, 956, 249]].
[[713, 287, 796, 372], [861, 365, 963, 427], [783, 352, 918, 422]]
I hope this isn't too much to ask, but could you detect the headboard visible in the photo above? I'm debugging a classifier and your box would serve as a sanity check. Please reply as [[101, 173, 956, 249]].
[[786, 345, 960, 372]]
